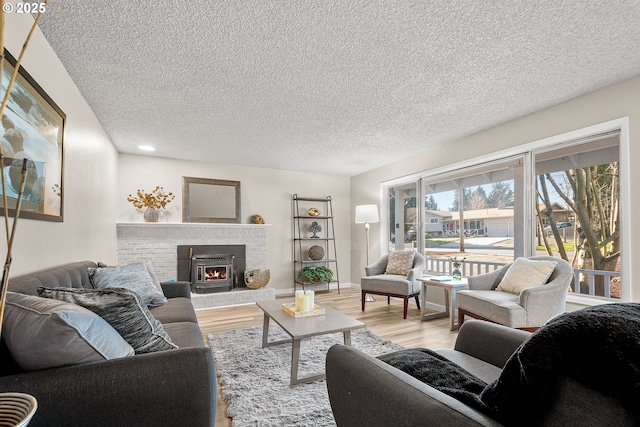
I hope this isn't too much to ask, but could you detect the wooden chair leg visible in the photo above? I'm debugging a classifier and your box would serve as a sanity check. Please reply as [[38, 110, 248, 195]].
[[403, 297, 408, 319], [414, 296, 420, 310], [387, 296, 390, 305], [458, 309, 465, 328], [361, 290, 366, 312]]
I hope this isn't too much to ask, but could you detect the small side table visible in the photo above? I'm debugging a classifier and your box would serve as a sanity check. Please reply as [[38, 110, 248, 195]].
[[418, 276, 468, 331]]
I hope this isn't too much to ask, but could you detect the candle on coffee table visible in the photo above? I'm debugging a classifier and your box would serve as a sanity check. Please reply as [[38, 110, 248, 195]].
[[306, 290, 315, 310], [295, 290, 305, 312]]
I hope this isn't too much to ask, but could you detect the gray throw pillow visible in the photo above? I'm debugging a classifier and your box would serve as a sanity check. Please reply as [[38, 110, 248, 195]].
[[88, 262, 167, 308], [38, 287, 178, 354], [3, 292, 135, 371]]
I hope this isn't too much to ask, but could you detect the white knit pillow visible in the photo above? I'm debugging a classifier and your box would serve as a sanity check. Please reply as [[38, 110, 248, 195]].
[[385, 251, 416, 275], [496, 258, 558, 295]]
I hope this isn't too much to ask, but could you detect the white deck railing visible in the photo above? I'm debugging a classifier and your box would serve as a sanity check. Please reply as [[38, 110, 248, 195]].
[[424, 256, 620, 299], [424, 257, 505, 277]]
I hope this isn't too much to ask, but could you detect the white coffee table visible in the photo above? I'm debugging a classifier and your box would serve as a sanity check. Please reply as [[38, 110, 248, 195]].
[[256, 299, 365, 386], [418, 276, 468, 331]]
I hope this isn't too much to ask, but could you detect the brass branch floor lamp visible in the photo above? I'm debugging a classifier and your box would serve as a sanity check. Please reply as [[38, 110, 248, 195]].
[[355, 204, 379, 302]]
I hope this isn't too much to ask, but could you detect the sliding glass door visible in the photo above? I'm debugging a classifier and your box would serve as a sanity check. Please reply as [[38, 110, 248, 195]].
[[387, 182, 419, 253]]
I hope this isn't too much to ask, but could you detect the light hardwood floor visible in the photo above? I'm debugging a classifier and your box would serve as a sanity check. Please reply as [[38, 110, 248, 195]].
[[196, 288, 460, 427]]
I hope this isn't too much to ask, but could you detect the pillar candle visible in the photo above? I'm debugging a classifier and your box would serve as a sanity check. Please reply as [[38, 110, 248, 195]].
[[295, 290, 305, 312], [300, 291, 310, 312], [306, 290, 315, 310]]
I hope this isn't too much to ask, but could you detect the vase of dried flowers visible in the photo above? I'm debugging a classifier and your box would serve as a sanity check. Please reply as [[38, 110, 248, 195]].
[[143, 207, 159, 222], [127, 186, 175, 222]]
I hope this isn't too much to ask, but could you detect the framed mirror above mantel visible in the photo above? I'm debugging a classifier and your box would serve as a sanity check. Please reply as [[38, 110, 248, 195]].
[[182, 176, 241, 223]]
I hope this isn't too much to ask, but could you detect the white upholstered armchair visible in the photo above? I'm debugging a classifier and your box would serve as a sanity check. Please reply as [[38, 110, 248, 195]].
[[457, 256, 573, 330], [361, 251, 425, 319]]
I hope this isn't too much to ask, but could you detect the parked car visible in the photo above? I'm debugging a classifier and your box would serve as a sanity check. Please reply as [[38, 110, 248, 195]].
[[544, 222, 573, 232]]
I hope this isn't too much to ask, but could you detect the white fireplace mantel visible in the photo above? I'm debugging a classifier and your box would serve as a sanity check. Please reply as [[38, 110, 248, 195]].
[[116, 222, 270, 282]]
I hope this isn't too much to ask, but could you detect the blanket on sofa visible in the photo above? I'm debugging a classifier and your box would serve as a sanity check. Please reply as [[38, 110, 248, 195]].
[[379, 303, 640, 426]]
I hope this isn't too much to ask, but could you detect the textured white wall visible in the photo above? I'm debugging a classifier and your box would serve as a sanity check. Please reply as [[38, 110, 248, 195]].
[[350, 76, 640, 306], [117, 154, 351, 292], [4, 14, 119, 276]]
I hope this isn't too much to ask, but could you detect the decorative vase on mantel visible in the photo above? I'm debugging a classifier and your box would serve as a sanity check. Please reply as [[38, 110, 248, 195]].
[[127, 186, 175, 223], [143, 207, 159, 222]]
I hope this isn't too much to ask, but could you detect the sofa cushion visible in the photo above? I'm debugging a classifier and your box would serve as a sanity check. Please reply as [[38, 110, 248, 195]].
[[435, 349, 502, 384], [2, 292, 134, 371], [361, 274, 414, 295], [496, 257, 557, 295], [385, 251, 415, 275], [149, 298, 198, 324], [38, 286, 178, 354], [162, 322, 206, 348], [88, 262, 167, 308], [457, 290, 527, 327]]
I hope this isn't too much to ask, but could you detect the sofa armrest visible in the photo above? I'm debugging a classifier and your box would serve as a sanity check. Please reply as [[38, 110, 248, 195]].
[[365, 255, 388, 276], [467, 265, 509, 290], [454, 320, 531, 368], [326, 344, 503, 427], [0, 347, 216, 427], [406, 256, 425, 283], [518, 282, 569, 325], [161, 280, 192, 299]]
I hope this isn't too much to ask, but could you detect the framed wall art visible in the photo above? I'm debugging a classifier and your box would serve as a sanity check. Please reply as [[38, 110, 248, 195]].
[[182, 177, 241, 223], [1, 49, 65, 222]]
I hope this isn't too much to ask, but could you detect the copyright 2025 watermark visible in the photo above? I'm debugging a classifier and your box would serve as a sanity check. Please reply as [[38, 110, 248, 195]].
[[3, 2, 47, 14]]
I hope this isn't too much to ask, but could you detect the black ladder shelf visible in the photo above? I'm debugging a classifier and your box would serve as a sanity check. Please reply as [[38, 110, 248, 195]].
[[292, 194, 340, 293]]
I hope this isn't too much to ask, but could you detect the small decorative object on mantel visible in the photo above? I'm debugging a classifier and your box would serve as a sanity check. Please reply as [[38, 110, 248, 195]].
[[307, 207, 321, 217], [308, 221, 322, 238], [250, 214, 265, 224], [308, 245, 324, 260], [127, 186, 175, 222], [449, 256, 466, 280], [244, 269, 270, 289]]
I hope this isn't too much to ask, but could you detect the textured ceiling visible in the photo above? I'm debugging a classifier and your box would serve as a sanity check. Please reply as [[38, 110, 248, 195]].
[[37, 1, 640, 176]]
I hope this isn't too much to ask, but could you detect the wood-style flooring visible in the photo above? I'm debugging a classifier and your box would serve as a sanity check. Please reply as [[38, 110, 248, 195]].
[[196, 288, 459, 427]]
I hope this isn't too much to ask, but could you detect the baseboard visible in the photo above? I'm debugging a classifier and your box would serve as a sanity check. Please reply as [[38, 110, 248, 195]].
[[274, 282, 359, 296]]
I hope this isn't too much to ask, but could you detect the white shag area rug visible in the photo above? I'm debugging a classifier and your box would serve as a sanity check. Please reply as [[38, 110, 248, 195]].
[[208, 325, 402, 427]]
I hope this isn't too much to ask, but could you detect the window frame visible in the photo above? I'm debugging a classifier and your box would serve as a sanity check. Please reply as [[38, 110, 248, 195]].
[[380, 117, 630, 305]]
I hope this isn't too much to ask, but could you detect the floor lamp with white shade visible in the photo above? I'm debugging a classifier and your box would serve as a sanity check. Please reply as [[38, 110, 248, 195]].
[[355, 204, 379, 302]]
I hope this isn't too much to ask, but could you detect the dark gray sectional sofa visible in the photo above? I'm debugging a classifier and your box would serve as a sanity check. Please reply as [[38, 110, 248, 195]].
[[326, 319, 636, 427], [0, 261, 216, 427]]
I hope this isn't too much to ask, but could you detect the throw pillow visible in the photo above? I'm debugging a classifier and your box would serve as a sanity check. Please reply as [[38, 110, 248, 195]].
[[385, 251, 416, 275], [2, 292, 134, 371], [88, 262, 167, 308], [496, 258, 558, 295], [38, 287, 178, 354]]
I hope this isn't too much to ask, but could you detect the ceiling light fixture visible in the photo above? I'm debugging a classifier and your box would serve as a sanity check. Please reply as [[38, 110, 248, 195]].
[[138, 145, 156, 152]]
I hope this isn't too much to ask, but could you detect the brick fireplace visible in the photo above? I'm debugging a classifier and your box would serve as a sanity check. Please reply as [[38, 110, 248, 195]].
[[116, 223, 274, 308]]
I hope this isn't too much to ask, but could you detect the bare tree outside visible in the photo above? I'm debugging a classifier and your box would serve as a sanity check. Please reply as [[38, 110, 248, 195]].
[[537, 162, 620, 298]]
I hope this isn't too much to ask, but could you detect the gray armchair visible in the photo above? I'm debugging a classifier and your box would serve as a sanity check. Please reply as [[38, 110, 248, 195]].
[[361, 251, 425, 319], [457, 256, 573, 330]]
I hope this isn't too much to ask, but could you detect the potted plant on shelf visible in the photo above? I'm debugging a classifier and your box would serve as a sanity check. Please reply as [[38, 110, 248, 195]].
[[299, 266, 333, 284], [127, 186, 175, 222]]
